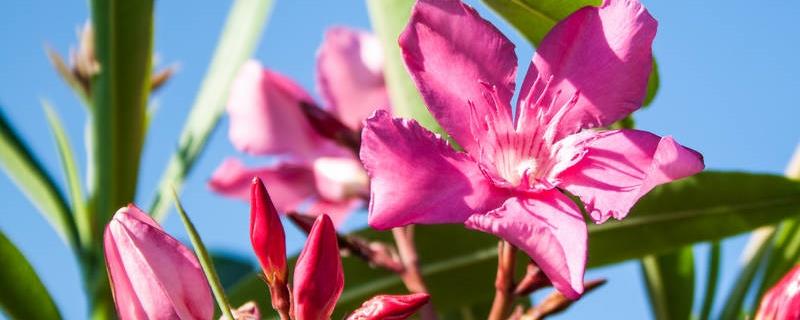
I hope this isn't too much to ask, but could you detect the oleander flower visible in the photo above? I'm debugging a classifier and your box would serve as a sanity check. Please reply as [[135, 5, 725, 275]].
[[210, 27, 389, 225], [103, 205, 214, 320], [755, 265, 800, 320], [360, 0, 704, 298]]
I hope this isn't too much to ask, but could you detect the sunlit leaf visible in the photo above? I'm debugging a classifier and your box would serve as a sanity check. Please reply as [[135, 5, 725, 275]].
[[0, 230, 62, 320], [149, 0, 274, 221], [640, 247, 695, 320]]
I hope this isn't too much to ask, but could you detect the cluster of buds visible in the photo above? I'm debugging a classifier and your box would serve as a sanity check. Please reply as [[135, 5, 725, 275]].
[[46, 21, 174, 100], [250, 177, 430, 320]]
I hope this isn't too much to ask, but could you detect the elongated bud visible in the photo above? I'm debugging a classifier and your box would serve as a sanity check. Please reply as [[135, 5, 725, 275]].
[[299, 101, 361, 152], [755, 265, 800, 320], [346, 293, 430, 320], [250, 177, 287, 284], [103, 204, 213, 320], [293, 214, 344, 320]]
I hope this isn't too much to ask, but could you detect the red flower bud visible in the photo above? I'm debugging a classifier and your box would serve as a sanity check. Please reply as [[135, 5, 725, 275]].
[[756, 265, 800, 320], [249, 177, 287, 284], [346, 293, 431, 320], [293, 214, 344, 320]]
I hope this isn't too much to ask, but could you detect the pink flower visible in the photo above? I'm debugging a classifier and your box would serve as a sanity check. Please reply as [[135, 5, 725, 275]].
[[360, 0, 704, 299], [103, 205, 214, 320], [345, 293, 431, 320], [209, 27, 390, 225], [755, 265, 800, 320], [293, 214, 344, 320]]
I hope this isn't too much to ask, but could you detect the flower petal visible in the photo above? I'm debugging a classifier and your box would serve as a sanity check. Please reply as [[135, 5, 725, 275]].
[[227, 60, 322, 158], [104, 205, 214, 320], [293, 215, 344, 320], [317, 27, 390, 129], [399, 0, 517, 155], [208, 158, 316, 213], [517, 0, 657, 139], [559, 129, 704, 223], [465, 194, 587, 299], [361, 110, 506, 230]]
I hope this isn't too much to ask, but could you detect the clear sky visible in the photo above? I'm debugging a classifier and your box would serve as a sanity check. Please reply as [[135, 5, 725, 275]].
[[1, 0, 798, 319]]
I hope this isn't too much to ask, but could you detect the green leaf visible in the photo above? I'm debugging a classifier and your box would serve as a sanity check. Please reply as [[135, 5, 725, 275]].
[[753, 220, 800, 303], [211, 253, 256, 290], [0, 107, 78, 249], [699, 242, 721, 320], [481, 0, 660, 106], [230, 171, 800, 317], [0, 230, 62, 320], [89, 0, 154, 228], [149, 0, 273, 221], [366, 0, 441, 132], [640, 247, 695, 320], [42, 101, 90, 249], [719, 228, 774, 320], [173, 192, 235, 320]]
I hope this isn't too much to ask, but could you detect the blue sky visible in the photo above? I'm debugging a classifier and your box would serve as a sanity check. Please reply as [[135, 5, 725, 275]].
[[0, 0, 798, 319]]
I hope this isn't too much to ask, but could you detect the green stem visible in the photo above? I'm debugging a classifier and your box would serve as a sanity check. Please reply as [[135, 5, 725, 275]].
[[172, 190, 235, 320], [699, 242, 721, 320]]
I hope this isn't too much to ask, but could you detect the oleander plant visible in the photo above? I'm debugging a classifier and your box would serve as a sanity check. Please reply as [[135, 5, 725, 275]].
[[2, 0, 799, 319]]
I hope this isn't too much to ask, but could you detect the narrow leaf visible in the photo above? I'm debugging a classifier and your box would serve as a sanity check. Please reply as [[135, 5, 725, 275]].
[[0, 230, 62, 320], [640, 247, 695, 320], [172, 191, 235, 320], [89, 0, 154, 228], [481, 0, 660, 106], [719, 228, 774, 320], [149, 0, 273, 221], [699, 242, 721, 320], [0, 107, 78, 249], [42, 101, 90, 248], [366, 0, 441, 132]]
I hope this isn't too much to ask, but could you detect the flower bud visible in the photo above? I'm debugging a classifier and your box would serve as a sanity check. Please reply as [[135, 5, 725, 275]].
[[293, 214, 344, 320], [103, 204, 213, 320], [756, 265, 800, 320], [250, 177, 287, 285], [346, 293, 430, 320]]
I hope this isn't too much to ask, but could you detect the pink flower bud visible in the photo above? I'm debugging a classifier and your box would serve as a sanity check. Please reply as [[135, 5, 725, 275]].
[[103, 204, 213, 320], [756, 265, 800, 320], [292, 214, 344, 320], [250, 177, 287, 284], [346, 293, 431, 320]]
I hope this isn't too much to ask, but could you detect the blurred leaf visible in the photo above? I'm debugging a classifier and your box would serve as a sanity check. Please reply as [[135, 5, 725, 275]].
[[640, 247, 695, 320], [230, 171, 800, 317], [0, 230, 62, 320], [149, 0, 274, 221], [211, 253, 256, 290], [753, 220, 800, 302], [366, 0, 441, 132], [173, 193, 235, 320], [699, 242, 721, 320], [89, 0, 154, 232], [719, 228, 774, 320], [0, 107, 78, 249], [42, 101, 90, 248], [481, 0, 659, 106]]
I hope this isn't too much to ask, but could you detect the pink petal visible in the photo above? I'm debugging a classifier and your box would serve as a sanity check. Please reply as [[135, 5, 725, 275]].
[[399, 0, 517, 156], [316, 27, 390, 129], [293, 215, 344, 320], [465, 194, 587, 299], [755, 265, 800, 320], [517, 0, 657, 140], [208, 158, 316, 213], [360, 110, 507, 230], [346, 293, 431, 320], [311, 156, 369, 202], [307, 198, 363, 227], [227, 60, 322, 158], [104, 205, 214, 320], [559, 129, 704, 223]]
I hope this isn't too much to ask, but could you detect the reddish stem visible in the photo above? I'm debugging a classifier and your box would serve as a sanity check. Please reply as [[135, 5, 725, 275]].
[[488, 241, 517, 320], [392, 226, 438, 320]]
